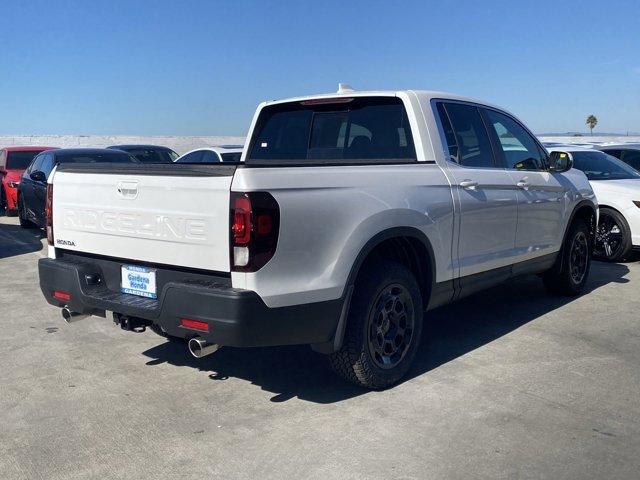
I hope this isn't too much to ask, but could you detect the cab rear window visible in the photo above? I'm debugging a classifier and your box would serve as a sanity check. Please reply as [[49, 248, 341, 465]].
[[247, 97, 416, 165]]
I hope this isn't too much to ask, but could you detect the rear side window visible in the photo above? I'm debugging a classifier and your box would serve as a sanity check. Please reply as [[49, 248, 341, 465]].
[[601, 149, 621, 159], [439, 103, 495, 168], [247, 97, 416, 164], [6, 151, 42, 170], [621, 150, 640, 170]]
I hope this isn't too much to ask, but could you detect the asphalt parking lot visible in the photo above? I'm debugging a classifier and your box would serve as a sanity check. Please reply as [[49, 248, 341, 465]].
[[1, 215, 639, 480]]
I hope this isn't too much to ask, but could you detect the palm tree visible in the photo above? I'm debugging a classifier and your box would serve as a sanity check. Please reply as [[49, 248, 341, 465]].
[[586, 115, 598, 135]]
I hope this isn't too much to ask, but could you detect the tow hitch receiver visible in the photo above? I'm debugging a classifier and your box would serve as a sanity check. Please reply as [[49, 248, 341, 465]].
[[112, 312, 152, 333]]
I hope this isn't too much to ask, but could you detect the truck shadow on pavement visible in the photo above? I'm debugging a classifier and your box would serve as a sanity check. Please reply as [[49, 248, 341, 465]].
[[0, 221, 44, 259], [141, 261, 630, 404]]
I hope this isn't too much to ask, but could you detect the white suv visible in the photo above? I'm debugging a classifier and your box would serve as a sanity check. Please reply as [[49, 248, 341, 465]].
[[39, 88, 597, 388]]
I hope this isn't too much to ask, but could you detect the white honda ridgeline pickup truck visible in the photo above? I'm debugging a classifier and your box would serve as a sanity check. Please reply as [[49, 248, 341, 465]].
[[39, 88, 597, 388]]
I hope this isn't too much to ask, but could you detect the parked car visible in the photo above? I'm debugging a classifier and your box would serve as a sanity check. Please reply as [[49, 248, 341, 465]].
[[18, 148, 137, 229], [0, 146, 57, 215], [175, 145, 243, 163], [595, 143, 640, 171], [107, 144, 179, 163], [38, 88, 597, 389], [548, 146, 640, 261]]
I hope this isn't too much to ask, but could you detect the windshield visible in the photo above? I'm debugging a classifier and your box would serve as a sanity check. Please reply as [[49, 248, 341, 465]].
[[6, 151, 42, 169], [247, 97, 416, 165], [122, 148, 178, 163], [570, 151, 640, 181], [57, 152, 137, 164]]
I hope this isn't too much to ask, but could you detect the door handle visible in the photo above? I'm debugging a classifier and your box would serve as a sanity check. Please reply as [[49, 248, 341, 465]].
[[459, 180, 478, 190], [516, 180, 530, 190]]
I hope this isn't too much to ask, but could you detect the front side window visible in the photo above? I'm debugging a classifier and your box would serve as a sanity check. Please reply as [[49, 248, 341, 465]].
[[483, 109, 546, 171], [441, 103, 494, 168], [40, 153, 54, 177], [28, 154, 44, 174], [247, 97, 416, 164]]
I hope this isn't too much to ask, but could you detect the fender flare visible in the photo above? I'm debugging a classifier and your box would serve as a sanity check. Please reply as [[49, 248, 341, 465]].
[[313, 227, 436, 354]]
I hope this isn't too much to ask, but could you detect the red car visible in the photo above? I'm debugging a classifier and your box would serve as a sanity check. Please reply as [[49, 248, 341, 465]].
[[0, 146, 57, 215]]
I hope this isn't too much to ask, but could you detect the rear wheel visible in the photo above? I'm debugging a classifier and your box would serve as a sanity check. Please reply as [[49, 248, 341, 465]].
[[543, 219, 591, 296], [329, 261, 423, 389], [18, 196, 37, 229], [594, 207, 632, 262]]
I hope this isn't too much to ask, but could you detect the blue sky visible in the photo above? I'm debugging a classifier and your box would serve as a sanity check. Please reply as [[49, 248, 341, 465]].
[[0, 0, 638, 136]]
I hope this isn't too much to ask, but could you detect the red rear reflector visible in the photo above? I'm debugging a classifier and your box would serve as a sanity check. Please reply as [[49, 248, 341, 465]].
[[53, 290, 71, 301], [180, 318, 209, 333]]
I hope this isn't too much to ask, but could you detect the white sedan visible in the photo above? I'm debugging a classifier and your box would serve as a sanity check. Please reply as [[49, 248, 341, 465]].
[[548, 146, 640, 261], [175, 145, 243, 163]]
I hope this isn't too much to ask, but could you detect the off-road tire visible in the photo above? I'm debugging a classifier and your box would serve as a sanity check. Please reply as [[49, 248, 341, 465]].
[[330, 260, 423, 389]]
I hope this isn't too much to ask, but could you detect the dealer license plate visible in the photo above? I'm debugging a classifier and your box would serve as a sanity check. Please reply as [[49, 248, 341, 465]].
[[121, 264, 157, 299]]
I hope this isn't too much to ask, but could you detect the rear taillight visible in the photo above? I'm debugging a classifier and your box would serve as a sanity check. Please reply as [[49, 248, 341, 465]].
[[229, 192, 280, 272], [45, 183, 54, 245]]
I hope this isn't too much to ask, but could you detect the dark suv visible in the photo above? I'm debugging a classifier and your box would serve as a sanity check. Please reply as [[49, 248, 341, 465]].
[[18, 148, 136, 228], [596, 144, 640, 171]]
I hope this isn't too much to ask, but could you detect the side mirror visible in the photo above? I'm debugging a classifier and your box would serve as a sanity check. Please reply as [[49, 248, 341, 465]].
[[549, 151, 572, 173], [30, 170, 46, 182]]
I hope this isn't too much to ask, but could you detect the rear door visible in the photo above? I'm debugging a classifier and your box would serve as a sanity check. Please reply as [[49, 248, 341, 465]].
[[21, 154, 44, 221], [52, 164, 235, 272], [481, 108, 568, 258], [435, 101, 519, 277]]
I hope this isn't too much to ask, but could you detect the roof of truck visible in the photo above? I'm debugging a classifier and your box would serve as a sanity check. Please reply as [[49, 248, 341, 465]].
[[264, 88, 497, 108], [261, 87, 509, 118]]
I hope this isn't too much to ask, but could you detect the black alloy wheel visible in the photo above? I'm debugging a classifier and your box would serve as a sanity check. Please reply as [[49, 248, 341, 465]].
[[367, 283, 415, 369]]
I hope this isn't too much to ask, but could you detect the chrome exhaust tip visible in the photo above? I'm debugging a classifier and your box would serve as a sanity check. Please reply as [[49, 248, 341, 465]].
[[61, 307, 90, 323], [188, 337, 219, 358]]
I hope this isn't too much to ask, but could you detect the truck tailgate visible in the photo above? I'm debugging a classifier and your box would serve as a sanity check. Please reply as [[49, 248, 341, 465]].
[[51, 164, 235, 272]]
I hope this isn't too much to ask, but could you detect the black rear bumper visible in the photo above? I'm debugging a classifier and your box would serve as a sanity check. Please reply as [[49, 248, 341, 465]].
[[38, 256, 342, 348]]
